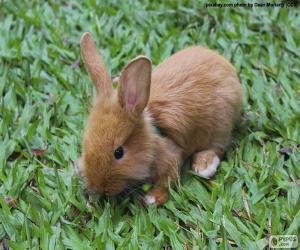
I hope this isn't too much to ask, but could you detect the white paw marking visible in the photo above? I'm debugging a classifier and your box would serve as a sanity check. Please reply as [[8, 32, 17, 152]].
[[195, 156, 220, 179], [144, 195, 156, 205]]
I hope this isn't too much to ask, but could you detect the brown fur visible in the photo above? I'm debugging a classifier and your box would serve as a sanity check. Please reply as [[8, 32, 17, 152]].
[[79, 33, 243, 205], [149, 47, 242, 158]]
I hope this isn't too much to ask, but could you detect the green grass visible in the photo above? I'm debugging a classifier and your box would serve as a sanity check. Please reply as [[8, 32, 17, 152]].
[[1, 1, 300, 249]]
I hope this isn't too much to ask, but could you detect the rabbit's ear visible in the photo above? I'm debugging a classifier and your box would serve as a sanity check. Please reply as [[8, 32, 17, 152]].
[[80, 32, 112, 98], [119, 56, 152, 118]]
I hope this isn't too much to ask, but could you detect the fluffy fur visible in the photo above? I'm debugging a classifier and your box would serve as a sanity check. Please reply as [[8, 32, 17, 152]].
[[79, 32, 243, 205]]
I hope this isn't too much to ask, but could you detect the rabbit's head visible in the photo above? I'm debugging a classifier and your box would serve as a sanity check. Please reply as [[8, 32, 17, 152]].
[[79, 33, 156, 195]]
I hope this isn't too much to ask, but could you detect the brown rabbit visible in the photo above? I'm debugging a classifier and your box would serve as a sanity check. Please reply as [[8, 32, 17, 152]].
[[78, 32, 242, 206]]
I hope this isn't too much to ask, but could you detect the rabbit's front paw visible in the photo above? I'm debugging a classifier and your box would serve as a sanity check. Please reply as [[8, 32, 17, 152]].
[[142, 186, 168, 206]]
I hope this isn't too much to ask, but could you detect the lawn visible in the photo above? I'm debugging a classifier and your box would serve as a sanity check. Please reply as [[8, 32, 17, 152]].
[[0, 1, 299, 249]]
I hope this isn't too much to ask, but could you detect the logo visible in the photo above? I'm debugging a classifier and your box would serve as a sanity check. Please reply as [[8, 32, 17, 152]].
[[269, 235, 298, 248]]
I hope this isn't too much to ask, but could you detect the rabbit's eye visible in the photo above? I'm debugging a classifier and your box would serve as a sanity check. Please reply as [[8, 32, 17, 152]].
[[114, 146, 124, 160]]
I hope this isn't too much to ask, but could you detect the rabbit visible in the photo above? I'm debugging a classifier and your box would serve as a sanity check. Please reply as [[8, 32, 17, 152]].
[[78, 32, 243, 206]]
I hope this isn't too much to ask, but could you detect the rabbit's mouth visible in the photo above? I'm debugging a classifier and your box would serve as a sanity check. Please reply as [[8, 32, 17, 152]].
[[116, 178, 153, 197]]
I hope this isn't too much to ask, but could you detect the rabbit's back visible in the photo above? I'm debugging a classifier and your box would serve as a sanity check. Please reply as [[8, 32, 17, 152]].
[[148, 47, 242, 157]]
